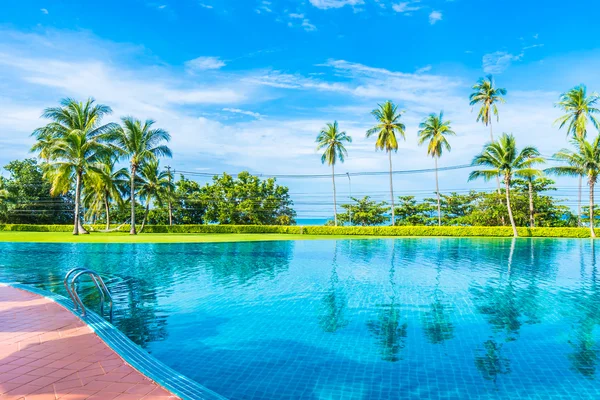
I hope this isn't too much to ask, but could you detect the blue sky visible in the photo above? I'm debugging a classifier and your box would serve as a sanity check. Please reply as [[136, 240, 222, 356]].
[[1, 0, 600, 219]]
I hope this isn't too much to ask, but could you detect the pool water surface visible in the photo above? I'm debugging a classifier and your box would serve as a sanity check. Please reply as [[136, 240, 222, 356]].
[[1, 238, 599, 399]]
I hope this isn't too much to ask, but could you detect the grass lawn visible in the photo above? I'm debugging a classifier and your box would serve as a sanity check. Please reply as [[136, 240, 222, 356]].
[[0, 231, 383, 243]]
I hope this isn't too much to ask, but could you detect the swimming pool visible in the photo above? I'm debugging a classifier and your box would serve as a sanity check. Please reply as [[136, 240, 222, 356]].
[[1, 238, 599, 399]]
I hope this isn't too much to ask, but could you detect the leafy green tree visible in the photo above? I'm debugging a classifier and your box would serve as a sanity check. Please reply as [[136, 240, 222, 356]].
[[367, 101, 406, 226], [547, 137, 600, 238], [337, 196, 389, 226], [435, 191, 478, 225], [173, 176, 206, 224], [469, 133, 543, 237], [418, 111, 456, 226], [316, 121, 352, 227], [201, 172, 296, 225], [114, 117, 171, 235], [137, 159, 173, 232], [31, 98, 119, 234], [0, 159, 73, 224], [395, 196, 434, 226], [555, 85, 600, 227]]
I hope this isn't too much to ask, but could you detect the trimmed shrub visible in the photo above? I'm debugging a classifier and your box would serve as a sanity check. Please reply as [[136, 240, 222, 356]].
[[0, 224, 593, 238]]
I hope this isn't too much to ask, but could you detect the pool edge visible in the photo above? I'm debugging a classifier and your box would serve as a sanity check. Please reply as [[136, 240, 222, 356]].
[[0, 282, 228, 400]]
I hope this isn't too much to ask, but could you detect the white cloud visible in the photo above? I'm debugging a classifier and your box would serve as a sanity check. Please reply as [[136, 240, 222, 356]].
[[415, 65, 431, 74], [429, 10, 442, 24], [289, 13, 304, 18], [392, 2, 421, 13], [185, 56, 226, 71], [482, 51, 521, 74], [256, 0, 272, 13], [309, 0, 364, 9], [199, 3, 213, 9], [158, 4, 167, 9], [302, 19, 318, 31], [223, 108, 263, 119], [40, 8, 49, 14]]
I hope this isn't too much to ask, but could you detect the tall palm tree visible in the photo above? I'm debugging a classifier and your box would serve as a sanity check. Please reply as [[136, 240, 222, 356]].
[[31, 98, 119, 235], [470, 75, 507, 142], [316, 121, 352, 226], [470, 75, 507, 201], [417, 111, 456, 226], [555, 85, 600, 227], [516, 170, 544, 228], [469, 133, 543, 237], [137, 159, 173, 232], [547, 136, 600, 238], [114, 117, 172, 235], [367, 101, 406, 226]]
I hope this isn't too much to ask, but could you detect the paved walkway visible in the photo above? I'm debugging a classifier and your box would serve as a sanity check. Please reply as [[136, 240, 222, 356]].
[[0, 286, 179, 400]]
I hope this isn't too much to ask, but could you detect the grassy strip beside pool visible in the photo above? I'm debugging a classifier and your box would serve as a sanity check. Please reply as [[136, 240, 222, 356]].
[[0, 224, 593, 242]]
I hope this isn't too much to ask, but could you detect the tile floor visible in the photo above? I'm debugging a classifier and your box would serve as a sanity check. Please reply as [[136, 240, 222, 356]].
[[0, 286, 180, 400]]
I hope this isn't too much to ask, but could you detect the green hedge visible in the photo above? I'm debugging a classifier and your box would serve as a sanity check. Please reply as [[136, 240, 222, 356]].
[[0, 223, 593, 238]]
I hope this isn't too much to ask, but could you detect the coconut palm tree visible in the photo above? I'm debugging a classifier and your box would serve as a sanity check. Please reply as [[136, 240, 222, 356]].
[[470, 75, 507, 142], [418, 111, 456, 226], [555, 85, 600, 227], [367, 101, 405, 226], [469, 133, 543, 237], [84, 155, 129, 229], [137, 159, 173, 232], [31, 98, 119, 235], [470, 75, 507, 202], [113, 117, 172, 235], [316, 121, 352, 226], [516, 170, 544, 228], [546, 136, 600, 238]]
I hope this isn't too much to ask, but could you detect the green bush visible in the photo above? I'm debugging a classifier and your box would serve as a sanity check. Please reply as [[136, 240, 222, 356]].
[[0, 224, 593, 238]]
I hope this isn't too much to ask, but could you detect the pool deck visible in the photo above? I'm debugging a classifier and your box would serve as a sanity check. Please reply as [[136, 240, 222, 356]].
[[0, 286, 179, 400]]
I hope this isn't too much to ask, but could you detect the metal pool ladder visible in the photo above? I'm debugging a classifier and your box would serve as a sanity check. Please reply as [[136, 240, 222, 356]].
[[64, 267, 114, 322]]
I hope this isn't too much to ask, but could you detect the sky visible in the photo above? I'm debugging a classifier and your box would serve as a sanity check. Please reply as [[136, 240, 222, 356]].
[[1, 0, 600, 220]]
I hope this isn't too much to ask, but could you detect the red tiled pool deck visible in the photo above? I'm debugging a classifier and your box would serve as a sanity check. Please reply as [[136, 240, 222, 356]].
[[0, 285, 180, 400]]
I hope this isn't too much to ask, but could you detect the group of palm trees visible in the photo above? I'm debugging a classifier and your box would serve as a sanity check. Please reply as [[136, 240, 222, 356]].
[[317, 76, 600, 238], [31, 98, 173, 235]]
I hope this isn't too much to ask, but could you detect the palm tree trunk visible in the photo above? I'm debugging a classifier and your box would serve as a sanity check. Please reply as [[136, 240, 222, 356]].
[[505, 176, 518, 237], [332, 164, 338, 227], [105, 191, 111, 230], [490, 120, 506, 226], [435, 156, 441, 226], [528, 179, 535, 228], [140, 199, 150, 233], [579, 175, 583, 227], [389, 151, 395, 226], [130, 165, 137, 235], [73, 171, 83, 235], [590, 179, 596, 238]]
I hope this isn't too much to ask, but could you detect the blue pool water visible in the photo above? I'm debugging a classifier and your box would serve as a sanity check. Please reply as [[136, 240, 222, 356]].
[[1, 238, 600, 399]]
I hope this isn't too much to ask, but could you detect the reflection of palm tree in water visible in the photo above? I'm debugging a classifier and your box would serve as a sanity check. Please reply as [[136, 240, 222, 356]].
[[367, 241, 408, 362], [569, 239, 600, 378], [474, 238, 516, 383], [320, 242, 349, 333], [422, 240, 454, 344]]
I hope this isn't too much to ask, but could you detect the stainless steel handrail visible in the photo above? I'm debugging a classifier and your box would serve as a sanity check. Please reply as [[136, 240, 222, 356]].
[[63, 267, 114, 322]]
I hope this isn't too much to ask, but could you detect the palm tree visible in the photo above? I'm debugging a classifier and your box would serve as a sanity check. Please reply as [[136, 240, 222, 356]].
[[470, 75, 507, 201], [316, 121, 352, 226], [516, 170, 544, 228], [84, 155, 129, 229], [367, 101, 406, 226], [418, 111, 456, 226], [137, 159, 173, 232], [547, 136, 600, 238], [114, 117, 172, 235], [555, 85, 600, 227], [470, 75, 507, 142], [469, 133, 543, 237], [31, 98, 119, 235]]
